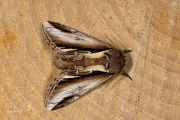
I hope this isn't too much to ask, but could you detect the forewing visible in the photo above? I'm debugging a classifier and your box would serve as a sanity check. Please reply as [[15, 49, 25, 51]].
[[42, 21, 110, 51], [46, 72, 113, 110]]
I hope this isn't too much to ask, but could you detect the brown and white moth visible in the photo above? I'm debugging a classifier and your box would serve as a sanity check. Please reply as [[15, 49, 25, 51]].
[[42, 21, 132, 110]]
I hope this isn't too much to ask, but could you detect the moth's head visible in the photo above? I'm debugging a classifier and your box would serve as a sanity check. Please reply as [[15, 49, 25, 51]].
[[105, 49, 132, 80]]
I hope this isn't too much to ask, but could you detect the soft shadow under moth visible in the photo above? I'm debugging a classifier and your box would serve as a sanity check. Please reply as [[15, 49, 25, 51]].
[[42, 21, 132, 110]]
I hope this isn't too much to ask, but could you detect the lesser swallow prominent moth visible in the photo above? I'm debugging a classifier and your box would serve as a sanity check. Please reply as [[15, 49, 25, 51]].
[[42, 21, 132, 110]]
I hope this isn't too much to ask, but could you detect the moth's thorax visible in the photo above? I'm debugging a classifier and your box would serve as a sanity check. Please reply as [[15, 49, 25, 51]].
[[54, 49, 125, 74]]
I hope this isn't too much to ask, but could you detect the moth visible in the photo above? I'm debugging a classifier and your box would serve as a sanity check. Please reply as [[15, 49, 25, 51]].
[[42, 21, 132, 110]]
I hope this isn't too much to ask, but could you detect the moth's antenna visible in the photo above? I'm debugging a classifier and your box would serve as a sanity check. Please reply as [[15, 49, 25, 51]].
[[104, 34, 132, 54], [104, 34, 121, 50]]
